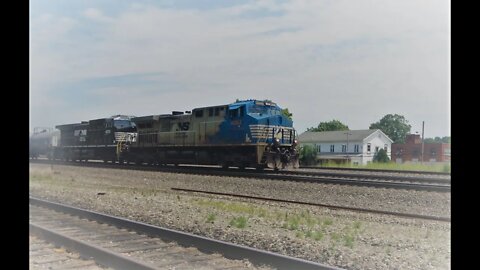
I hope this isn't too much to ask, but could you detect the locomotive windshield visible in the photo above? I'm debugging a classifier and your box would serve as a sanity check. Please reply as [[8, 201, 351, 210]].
[[248, 105, 281, 116], [114, 120, 136, 131]]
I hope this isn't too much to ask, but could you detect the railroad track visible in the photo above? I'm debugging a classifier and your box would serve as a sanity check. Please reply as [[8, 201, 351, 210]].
[[300, 165, 450, 177], [30, 159, 450, 192], [30, 235, 110, 270], [279, 169, 450, 185], [171, 187, 451, 223], [30, 197, 341, 270]]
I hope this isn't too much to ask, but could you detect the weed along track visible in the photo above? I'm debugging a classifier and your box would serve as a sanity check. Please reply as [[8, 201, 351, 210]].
[[171, 187, 451, 222]]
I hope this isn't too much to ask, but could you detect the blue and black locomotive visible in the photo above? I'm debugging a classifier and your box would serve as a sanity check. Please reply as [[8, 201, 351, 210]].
[[32, 99, 299, 170]]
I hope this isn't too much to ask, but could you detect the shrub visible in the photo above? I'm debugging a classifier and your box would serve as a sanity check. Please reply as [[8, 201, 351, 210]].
[[373, 148, 390, 163]]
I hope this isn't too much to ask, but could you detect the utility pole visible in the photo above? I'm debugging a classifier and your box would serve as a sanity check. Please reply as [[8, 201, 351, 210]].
[[421, 121, 425, 164], [345, 132, 352, 164]]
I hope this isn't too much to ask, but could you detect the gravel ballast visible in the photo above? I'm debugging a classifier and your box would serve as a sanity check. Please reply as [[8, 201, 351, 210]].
[[29, 163, 450, 269]]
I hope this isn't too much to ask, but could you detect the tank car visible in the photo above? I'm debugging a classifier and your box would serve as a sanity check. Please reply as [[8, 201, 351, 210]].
[[29, 127, 59, 159], [54, 115, 137, 162], [125, 99, 299, 170]]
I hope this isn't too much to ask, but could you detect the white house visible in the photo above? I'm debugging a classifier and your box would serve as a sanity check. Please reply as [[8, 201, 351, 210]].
[[298, 129, 393, 165]]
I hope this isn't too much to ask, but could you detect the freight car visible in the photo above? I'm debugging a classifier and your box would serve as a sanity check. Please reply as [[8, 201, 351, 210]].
[[33, 99, 299, 170]]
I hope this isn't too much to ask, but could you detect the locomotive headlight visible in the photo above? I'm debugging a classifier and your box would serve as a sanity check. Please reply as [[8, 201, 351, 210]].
[[274, 138, 280, 145], [292, 139, 298, 147]]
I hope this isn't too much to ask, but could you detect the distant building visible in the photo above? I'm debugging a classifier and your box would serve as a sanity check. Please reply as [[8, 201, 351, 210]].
[[391, 134, 451, 163], [298, 129, 393, 165]]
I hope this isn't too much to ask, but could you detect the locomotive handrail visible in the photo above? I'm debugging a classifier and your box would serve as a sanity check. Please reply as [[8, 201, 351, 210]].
[[116, 133, 126, 158]]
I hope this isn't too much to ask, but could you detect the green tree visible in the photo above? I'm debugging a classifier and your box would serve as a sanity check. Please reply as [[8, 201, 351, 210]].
[[299, 145, 317, 165], [369, 114, 411, 143], [307, 120, 349, 132], [282, 108, 293, 120], [373, 148, 390, 163], [424, 136, 452, 143], [424, 136, 451, 144]]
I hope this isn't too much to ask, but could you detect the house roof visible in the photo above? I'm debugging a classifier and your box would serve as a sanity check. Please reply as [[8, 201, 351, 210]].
[[298, 129, 392, 143]]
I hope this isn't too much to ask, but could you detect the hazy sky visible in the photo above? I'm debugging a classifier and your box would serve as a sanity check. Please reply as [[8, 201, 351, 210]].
[[30, 0, 450, 137]]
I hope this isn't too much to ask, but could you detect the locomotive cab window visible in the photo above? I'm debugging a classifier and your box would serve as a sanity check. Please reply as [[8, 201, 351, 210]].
[[195, 110, 204, 118], [229, 109, 238, 118], [229, 105, 245, 118]]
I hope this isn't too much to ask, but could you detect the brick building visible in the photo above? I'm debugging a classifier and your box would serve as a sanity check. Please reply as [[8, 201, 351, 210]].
[[391, 134, 451, 163]]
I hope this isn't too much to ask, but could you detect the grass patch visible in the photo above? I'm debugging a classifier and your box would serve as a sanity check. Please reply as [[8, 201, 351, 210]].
[[196, 199, 259, 215], [194, 198, 365, 248], [323, 218, 333, 226], [286, 217, 300, 230], [312, 231, 324, 241], [29, 172, 54, 182], [305, 230, 323, 241], [353, 221, 362, 230], [344, 233, 355, 248], [316, 161, 450, 173], [230, 216, 248, 228], [331, 232, 341, 242], [206, 213, 216, 223]]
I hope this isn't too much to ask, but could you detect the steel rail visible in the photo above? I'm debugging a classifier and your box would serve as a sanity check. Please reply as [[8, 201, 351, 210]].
[[300, 165, 450, 176], [30, 196, 343, 270], [30, 159, 450, 192], [279, 170, 450, 184], [171, 187, 451, 223]]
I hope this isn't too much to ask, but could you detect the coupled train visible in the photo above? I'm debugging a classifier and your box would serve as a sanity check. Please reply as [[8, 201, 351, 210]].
[[29, 99, 299, 170]]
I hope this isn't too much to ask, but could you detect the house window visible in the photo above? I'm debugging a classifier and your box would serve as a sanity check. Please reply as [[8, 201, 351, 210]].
[[375, 146, 379, 153], [316, 145, 321, 153], [367, 143, 371, 152], [342, 145, 347, 152], [330, 145, 335, 152], [384, 144, 388, 152], [431, 149, 436, 156], [354, 144, 359, 153]]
